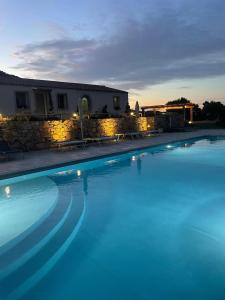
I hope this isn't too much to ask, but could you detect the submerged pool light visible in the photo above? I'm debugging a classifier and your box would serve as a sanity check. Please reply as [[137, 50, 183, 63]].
[[166, 145, 173, 149], [76, 170, 82, 177], [4, 186, 11, 198]]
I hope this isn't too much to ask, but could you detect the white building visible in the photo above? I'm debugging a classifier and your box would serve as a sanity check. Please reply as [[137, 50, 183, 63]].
[[0, 71, 128, 118]]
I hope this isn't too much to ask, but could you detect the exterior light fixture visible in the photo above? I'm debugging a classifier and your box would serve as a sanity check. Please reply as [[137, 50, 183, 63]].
[[130, 112, 134, 116], [73, 113, 78, 118]]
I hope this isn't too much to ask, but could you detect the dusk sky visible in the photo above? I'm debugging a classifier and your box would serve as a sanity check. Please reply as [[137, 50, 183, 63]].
[[1, 0, 225, 107]]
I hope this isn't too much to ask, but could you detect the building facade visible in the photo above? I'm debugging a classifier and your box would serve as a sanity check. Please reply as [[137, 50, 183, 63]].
[[0, 71, 128, 118]]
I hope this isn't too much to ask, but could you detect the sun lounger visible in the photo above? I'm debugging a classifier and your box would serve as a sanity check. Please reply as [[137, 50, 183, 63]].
[[141, 129, 163, 137], [52, 140, 87, 150], [84, 136, 118, 145], [123, 132, 143, 139], [0, 141, 23, 160]]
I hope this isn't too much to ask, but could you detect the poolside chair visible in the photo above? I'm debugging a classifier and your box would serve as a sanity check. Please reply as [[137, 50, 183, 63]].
[[141, 129, 163, 137], [84, 136, 118, 145], [115, 133, 125, 141], [0, 140, 23, 160], [123, 132, 143, 139], [51, 139, 87, 151]]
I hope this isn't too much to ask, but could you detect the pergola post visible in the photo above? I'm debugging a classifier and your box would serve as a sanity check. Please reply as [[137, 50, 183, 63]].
[[183, 106, 186, 122], [190, 107, 193, 123]]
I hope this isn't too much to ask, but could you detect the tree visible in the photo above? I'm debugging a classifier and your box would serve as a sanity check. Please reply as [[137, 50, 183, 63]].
[[125, 102, 131, 114], [167, 97, 191, 105], [202, 101, 225, 121], [192, 104, 203, 121]]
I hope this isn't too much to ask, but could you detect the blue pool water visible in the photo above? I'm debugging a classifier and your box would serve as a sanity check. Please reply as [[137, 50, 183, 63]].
[[0, 136, 225, 299]]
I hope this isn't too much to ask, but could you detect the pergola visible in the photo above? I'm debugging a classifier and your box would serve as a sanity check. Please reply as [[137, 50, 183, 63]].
[[141, 103, 195, 123]]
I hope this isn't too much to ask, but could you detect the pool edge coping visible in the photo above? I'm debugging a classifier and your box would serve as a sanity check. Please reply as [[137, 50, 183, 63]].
[[0, 133, 215, 181]]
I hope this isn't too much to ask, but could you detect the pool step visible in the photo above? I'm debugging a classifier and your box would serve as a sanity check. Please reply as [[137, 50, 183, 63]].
[[0, 184, 71, 280], [0, 192, 58, 258], [0, 186, 86, 300]]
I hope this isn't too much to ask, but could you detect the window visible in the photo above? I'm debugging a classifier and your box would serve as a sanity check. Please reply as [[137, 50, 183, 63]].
[[16, 92, 29, 110], [113, 96, 120, 110], [57, 94, 68, 110]]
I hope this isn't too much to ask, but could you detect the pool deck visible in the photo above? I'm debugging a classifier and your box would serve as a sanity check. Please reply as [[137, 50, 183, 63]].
[[1, 129, 225, 179]]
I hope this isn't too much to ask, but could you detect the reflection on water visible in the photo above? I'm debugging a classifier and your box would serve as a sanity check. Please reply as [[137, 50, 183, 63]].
[[137, 158, 142, 176], [1, 135, 225, 300], [181, 141, 195, 148]]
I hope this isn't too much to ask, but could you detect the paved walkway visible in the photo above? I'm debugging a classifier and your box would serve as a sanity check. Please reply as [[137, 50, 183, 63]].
[[1, 129, 225, 179]]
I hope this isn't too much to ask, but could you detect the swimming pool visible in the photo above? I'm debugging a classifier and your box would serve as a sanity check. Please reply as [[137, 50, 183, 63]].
[[0, 136, 225, 300]]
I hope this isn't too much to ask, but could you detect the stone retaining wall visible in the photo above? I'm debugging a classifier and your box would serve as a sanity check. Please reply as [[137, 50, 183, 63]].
[[0, 113, 183, 150], [0, 117, 154, 150], [0, 120, 76, 150]]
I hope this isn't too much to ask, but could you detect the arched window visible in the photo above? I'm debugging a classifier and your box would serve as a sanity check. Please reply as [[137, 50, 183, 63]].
[[81, 96, 91, 115]]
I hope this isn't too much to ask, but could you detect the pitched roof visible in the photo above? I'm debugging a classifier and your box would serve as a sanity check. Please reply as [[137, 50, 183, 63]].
[[0, 71, 127, 94], [0, 71, 19, 79]]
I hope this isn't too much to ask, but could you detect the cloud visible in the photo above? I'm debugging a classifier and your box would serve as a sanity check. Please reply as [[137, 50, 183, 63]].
[[13, 0, 225, 90]]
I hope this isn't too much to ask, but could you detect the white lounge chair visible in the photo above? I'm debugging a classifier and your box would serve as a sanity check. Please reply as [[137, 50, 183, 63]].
[[141, 129, 163, 137], [84, 136, 118, 145], [52, 139, 87, 150], [123, 132, 143, 139]]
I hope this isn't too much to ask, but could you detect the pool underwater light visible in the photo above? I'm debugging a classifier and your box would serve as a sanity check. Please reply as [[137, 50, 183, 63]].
[[4, 186, 11, 198], [76, 170, 82, 177]]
